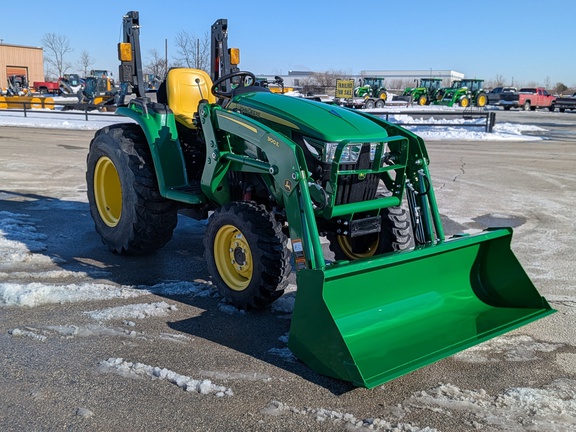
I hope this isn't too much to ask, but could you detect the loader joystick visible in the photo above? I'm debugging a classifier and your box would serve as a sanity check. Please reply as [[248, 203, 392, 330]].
[[211, 71, 259, 98]]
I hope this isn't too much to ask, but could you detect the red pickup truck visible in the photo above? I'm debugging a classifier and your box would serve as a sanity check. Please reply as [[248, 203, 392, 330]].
[[33, 81, 61, 95], [499, 87, 556, 111]]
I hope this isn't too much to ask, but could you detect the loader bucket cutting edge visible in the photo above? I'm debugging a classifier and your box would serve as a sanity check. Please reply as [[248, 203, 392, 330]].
[[288, 228, 555, 388]]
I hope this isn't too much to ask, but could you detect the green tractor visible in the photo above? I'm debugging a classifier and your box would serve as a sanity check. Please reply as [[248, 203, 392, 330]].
[[355, 76, 388, 102], [434, 78, 488, 108], [86, 13, 554, 388], [400, 78, 443, 105]]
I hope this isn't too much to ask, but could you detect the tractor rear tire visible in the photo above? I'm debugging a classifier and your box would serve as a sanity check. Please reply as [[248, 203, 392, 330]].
[[86, 123, 178, 255], [327, 206, 411, 261], [204, 202, 291, 309]]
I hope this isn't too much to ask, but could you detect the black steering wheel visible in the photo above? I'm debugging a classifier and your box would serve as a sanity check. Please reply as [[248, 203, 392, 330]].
[[211, 71, 257, 98]]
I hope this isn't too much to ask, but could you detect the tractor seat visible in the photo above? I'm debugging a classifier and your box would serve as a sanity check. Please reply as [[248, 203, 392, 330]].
[[166, 68, 216, 128]]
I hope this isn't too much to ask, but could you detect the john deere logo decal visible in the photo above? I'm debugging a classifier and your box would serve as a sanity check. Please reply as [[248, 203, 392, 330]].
[[284, 180, 292, 192]]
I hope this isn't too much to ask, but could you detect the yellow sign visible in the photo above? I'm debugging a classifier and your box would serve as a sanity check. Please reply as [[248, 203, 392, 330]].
[[336, 79, 355, 99]]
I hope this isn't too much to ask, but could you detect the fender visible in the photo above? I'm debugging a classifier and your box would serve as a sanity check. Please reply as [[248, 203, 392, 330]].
[[115, 103, 189, 194]]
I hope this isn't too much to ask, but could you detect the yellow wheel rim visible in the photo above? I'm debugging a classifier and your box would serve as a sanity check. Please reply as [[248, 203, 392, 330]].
[[461, 98, 469, 107], [478, 95, 487, 106], [93, 156, 122, 227], [419, 96, 428, 105], [214, 225, 253, 291], [336, 235, 379, 260]]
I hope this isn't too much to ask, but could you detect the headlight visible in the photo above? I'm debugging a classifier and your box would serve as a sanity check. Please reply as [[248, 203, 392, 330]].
[[303, 137, 382, 165], [324, 142, 362, 164]]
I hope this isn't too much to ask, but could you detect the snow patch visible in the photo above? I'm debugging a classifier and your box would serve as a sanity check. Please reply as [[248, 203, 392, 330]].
[[454, 335, 563, 363], [99, 358, 233, 397], [0, 282, 144, 307], [262, 400, 435, 431], [408, 379, 576, 431], [85, 301, 178, 321]]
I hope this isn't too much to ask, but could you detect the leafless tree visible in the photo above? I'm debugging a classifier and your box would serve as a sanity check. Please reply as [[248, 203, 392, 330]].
[[42, 33, 73, 78], [554, 82, 568, 95], [77, 50, 94, 77], [174, 30, 210, 72], [299, 69, 353, 95], [144, 48, 167, 79], [485, 74, 507, 89]]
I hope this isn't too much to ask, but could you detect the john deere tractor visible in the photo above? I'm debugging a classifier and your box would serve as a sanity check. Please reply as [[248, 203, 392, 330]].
[[86, 12, 554, 388], [434, 78, 488, 108], [355, 76, 388, 101], [400, 78, 443, 105]]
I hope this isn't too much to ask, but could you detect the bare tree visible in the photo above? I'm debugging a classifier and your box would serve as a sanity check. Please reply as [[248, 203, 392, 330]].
[[144, 48, 167, 79], [298, 69, 353, 95], [485, 74, 506, 89], [174, 30, 210, 72], [554, 82, 568, 95], [42, 33, 73, 78], [77, 50, 94, 77], [544, 76, 552, 90]]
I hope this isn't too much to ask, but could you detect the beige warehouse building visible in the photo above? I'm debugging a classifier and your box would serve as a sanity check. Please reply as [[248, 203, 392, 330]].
[[0, 43, 45, 88]]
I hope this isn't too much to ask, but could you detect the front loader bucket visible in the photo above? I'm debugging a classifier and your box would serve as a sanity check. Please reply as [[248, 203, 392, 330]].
[[288, 228, 555, 388]]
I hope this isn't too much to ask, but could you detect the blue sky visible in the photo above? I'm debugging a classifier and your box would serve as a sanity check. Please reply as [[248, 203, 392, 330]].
[[2, 0, 575, 87]]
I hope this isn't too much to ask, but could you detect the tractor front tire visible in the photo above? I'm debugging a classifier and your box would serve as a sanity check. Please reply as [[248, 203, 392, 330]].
[[204, 202, 291, 309], [86, 123, 178, 255], [328, 206, 411, 261], [418, 95, 428, 106], [476, 93, 488, 107]]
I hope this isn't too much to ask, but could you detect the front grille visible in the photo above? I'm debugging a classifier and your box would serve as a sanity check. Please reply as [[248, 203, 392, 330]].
[[334, 146, 379, 205]]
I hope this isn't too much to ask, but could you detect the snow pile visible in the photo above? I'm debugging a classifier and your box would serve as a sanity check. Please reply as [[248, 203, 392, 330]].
[[0, 282, 145, 307], [409, 379, 576, 431], [99, 358, 233, 397], [85, 301, 178, 321], [454, 335, 563, 363], [0, 109, 133, 130], [384, 114, 545, 141], [262, 400, 436, 431]]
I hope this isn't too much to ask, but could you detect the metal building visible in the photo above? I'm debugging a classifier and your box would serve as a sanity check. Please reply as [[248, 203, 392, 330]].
[[0, 43, 45, 88]]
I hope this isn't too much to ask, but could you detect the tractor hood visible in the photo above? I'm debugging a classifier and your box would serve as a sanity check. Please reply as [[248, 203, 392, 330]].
[[227, 91, 389, 142]]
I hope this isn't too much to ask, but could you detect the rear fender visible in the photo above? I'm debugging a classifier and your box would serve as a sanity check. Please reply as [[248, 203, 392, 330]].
[[116, 104, 189, 193]]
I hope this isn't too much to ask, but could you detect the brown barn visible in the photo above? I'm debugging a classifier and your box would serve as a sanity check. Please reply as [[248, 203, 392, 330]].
[[0, 43, 45, 89]]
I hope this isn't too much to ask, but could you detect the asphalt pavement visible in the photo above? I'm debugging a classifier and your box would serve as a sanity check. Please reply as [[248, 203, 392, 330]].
[[0, 110, 575, 431]]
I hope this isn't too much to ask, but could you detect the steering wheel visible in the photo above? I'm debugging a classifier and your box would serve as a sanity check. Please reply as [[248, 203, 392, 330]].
[[211, 71, 257, 98]]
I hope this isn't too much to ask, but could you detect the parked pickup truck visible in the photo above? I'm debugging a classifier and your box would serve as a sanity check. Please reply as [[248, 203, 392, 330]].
[[499, 87, 556, 111], [550, 92, 576, 112], [33, 81, 61, 95], [487, 86, 517, 105]]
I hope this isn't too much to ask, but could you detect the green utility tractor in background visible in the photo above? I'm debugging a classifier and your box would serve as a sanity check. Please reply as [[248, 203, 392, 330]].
[[399, 78, 443, 105], [355, 76, 388, 102], [434, 78, 488, 108], [86, 12, 555, 389]]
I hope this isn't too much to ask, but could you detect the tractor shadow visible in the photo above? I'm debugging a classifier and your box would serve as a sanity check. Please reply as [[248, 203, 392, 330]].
[[0, 190, 356, 394]]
